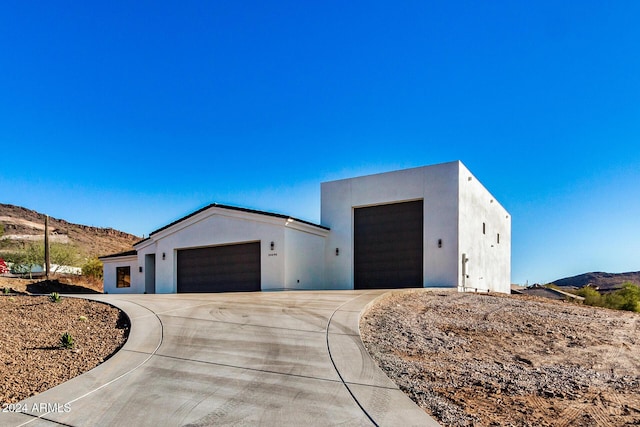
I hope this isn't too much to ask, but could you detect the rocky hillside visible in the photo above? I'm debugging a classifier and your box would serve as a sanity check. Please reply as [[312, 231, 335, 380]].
[[0, 203, 139, 261], [551, 271, 640, 291]]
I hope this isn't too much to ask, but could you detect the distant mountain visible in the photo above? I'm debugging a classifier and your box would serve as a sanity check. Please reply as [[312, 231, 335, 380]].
[[0, 203, 139, 262], [551, 271, 640, 291]]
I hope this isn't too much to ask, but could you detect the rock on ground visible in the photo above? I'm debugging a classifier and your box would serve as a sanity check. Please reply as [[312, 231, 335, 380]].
[[360, 289, 640, 427], [1, 294, 129, 404]]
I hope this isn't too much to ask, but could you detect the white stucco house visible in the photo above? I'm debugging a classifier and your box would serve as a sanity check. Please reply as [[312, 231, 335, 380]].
[[100, 161, 511, 294]]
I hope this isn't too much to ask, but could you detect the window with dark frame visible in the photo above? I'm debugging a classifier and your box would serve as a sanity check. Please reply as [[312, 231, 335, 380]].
[[116, 266, 131, 288]]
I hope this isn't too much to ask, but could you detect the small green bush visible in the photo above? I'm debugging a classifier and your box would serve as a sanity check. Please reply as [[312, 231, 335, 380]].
[[49, 292, 62, 303], [613, 283, 640, 312], [78, 315, 88, 322], [574, 282, 639, 312], [82, 257, 103, 280], [575, 286, 603, 306], [60, 332, 75, 349]]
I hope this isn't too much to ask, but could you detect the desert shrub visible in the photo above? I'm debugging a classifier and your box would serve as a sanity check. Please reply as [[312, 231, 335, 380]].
[[78, 315, 88, 322], [60, 332, 75, 349], [82, 257, 103, 280], [610, 282, 640, 312], [2, 251, 25, 264], [574, 282, 639, 312], [575, 286, 602, 306], [49, 292, 62, 303]]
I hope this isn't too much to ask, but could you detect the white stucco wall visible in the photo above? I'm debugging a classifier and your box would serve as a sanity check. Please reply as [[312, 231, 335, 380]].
[[284, 226, 327, 290], [321, 161, 462, 289], [147, 209, 286, 293], [102, 255, 141, 294], [104, 207, 329, 294], [422, 163, 460, 287], [457, 163, 511, 293], [134, 241, 159, 294], [321, 161, 511, 293]]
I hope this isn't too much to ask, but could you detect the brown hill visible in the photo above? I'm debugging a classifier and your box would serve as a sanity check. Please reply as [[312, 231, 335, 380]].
[[0, 203, 139, 262], [551, 271, 640, 291]]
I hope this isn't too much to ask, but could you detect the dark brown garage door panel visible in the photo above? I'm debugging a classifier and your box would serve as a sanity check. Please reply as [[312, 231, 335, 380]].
[[177, 242, 261, 293], [354, 200, 423, 289]]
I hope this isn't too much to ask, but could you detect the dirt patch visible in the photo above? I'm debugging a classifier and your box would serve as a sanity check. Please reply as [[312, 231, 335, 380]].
[[0, 294, 129, 404], [360, 290, 640, 427]]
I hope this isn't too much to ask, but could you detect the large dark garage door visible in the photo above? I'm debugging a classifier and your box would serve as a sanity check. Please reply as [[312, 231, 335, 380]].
[[177, 242, 261, 293], [354, 200, 423, 289]]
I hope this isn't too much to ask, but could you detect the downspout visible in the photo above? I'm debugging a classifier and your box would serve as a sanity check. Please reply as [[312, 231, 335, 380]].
[[461, 253, 469, 292]]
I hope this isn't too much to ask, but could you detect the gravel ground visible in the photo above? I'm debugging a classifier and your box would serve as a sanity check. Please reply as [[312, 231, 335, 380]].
[[360, 289, 640, 427], [0, 294, 129, 405]]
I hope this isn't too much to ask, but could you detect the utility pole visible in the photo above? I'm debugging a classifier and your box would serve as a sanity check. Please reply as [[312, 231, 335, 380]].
[[45, 215, 50, 280]]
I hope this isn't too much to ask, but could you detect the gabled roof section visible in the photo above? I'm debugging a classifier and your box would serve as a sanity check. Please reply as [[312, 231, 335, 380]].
[[147, 203, 329, 238], [134, 236, 151, 246], [99, 249, 137, 260]]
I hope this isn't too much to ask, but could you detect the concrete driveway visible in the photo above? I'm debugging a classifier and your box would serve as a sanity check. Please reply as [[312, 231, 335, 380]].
[[3, 291, 439, 427]]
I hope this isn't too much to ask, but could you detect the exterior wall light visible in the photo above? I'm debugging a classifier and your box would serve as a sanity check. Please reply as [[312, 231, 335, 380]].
[[162, 252, 166, 260], [270, 241, 275, 251], [438, 239, 442, 248], [335, 248, 339, 256], [139, 266, 143, 273]]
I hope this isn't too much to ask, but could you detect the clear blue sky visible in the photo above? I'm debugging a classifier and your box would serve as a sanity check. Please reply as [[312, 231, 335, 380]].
[[1, 1, 639, 285]]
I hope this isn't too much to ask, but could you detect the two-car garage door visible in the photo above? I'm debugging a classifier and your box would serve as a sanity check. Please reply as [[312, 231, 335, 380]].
[[177, 242, 261, 293]]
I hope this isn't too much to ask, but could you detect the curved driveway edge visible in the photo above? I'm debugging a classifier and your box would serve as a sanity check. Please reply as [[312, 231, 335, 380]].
[[2, 291, 439, 427], [326, 292, 440, 427]]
